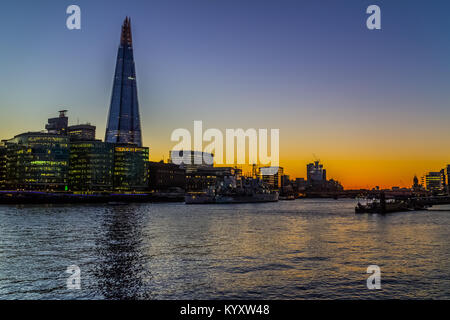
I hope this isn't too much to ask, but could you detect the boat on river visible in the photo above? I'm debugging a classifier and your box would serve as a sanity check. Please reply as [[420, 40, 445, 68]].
[[355, 199, 409, 214], [355, 192, 428, 214], [185, 176, 278, 204]]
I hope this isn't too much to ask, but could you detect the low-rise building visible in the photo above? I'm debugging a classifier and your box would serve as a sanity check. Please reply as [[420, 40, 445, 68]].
[[148, 161, 186, 192]]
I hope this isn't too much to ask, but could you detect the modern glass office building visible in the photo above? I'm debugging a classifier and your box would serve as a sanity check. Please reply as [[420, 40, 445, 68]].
[[4, 132, 69, 191], [105, 17, 143, 147], [113, 145, 149, 192], [69, 141, 114, 192]]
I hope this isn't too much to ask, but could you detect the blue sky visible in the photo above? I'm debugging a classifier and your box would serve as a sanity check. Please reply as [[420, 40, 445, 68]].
[[1, 0, 450, 186]]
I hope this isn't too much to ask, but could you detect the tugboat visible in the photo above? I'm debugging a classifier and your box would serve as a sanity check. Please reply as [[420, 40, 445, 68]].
[[185, 176, 278, 204]]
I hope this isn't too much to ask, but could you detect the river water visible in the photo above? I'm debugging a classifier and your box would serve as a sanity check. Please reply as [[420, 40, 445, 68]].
[[1, 199, 449, 299]]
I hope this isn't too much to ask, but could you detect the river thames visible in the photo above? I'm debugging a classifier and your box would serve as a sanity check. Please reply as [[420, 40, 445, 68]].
[[1, 199, 449, 299]]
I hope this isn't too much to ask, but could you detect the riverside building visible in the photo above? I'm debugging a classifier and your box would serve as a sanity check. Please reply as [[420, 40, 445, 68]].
[[0, 143, 6, 190], [113, 145, 149, 192], [4, 132, 69, 191]]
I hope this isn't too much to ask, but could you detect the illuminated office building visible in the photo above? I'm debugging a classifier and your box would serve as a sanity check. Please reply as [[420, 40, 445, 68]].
[[423, 171, 445, 193], [4, 132, 69, 191], [113, 145, 149, 192], [69, 141, 114, 192], [259, 166, 284, 189], [68, 124, 114, 192], [105, 17, 143, 146], [444, 165, 450, 194]]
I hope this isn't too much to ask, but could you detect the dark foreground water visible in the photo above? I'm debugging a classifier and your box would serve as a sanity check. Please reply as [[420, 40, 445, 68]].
[[1, 199, 450, 299]]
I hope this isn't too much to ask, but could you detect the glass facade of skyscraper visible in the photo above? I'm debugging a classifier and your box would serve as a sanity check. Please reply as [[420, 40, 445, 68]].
[[105, 17, 143, 147], [113, 145, 149, 192], [69, 141, 114, 192]]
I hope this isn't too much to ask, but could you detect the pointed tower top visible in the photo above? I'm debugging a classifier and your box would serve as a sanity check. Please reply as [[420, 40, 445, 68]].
[[120, 16, 133, 46]]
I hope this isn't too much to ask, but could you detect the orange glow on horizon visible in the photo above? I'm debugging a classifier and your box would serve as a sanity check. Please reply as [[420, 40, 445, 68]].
[[147, 143, 449, 190]]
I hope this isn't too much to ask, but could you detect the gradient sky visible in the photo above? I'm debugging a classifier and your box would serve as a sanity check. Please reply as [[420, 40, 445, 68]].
[[1, 0, 450, 189]]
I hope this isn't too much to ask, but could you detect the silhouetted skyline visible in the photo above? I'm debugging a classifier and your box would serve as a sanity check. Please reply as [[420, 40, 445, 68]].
[[1, 0, 450, 188]]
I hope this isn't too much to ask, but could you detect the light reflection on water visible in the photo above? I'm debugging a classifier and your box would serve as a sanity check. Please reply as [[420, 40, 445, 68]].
[[0, 199, 450, 299]]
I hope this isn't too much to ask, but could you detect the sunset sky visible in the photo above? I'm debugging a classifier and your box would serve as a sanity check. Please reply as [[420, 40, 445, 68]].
[[1, 0, 450, 189]]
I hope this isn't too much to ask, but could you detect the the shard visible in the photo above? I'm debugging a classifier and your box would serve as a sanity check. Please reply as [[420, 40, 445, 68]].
[[105, 17, 143, 146]]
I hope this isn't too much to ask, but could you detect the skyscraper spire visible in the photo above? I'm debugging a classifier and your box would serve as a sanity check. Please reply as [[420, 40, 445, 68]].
[[120, 16, 132, 46], [105, 17, 143, 146]]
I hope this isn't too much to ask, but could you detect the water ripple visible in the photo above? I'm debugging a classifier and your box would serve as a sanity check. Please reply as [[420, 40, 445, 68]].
[[1, 199, 450, 299]]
